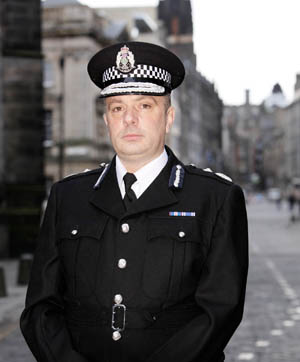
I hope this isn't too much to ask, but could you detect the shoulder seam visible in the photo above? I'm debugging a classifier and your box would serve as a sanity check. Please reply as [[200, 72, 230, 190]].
[[58, 167, 104, 183], [184, 165, 233, 185]]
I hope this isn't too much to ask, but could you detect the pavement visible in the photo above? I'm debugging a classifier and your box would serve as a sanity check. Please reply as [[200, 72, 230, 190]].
[[224, 198, 300, 362], [0, 260, 34, 361], [0, 198, 299, 361]]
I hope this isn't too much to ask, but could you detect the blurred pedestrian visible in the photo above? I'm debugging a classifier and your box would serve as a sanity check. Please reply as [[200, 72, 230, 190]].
[[276, 189, 282, 210], [295, 185, 300, 220], [287, 185, 297, 222], [20, 42, 248, 362]]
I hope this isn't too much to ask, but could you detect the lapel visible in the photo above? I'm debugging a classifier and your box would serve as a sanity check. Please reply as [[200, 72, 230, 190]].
[[89, 147, 181, 218], [89, 157, 125, 219], [124, 153, 179, 217]]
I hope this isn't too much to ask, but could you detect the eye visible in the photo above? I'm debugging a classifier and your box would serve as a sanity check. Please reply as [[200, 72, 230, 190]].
[[141, 103, 152, 109], [111, 106, 123, 112]]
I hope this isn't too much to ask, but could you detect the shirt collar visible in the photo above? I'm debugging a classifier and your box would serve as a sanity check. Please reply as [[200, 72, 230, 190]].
[[116, 148, 168, 199]]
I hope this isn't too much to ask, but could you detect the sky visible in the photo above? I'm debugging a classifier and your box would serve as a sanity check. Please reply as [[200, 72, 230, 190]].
[[79, 0, 300, 105]]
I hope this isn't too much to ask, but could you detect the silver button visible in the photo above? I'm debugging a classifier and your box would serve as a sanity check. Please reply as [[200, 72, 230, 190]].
[[71, 229, 78, 235], [112, 331, 121, 341], [118, 259, 127, 269], [178, 231, 185, 238], [114, 294, 123, 304], [121, 223, 130, 233]]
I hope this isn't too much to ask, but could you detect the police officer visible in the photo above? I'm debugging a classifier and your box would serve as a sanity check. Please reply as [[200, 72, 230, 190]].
[[20, 42, 248, 362]]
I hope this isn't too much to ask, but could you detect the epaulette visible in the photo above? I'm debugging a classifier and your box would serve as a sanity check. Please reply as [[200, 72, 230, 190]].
[[59, 164, 106, 183], [184, 164, 233, 184]]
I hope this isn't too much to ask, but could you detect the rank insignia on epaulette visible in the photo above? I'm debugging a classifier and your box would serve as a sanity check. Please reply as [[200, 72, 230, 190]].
[[215, 172, 232, 182], [169, 164, 185, 189], [93, 163, 110, 189], [202, 168, 232, 182]]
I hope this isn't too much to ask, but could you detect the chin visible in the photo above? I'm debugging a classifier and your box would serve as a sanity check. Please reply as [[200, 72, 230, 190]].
[[118, 142, 146, 153], [119, 145, 150, 158]]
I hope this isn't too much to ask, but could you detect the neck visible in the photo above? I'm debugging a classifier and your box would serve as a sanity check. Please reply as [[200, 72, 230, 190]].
[[120, 158, 154, 173], [118, 150, 164, 173]]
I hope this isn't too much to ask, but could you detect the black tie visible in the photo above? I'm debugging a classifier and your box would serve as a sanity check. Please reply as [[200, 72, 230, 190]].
[[123, 173, 137, 210]]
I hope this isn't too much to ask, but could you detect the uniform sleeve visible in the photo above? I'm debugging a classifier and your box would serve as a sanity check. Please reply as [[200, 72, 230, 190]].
[[146, 184, 249, 362], [20, 183, 89, 362]]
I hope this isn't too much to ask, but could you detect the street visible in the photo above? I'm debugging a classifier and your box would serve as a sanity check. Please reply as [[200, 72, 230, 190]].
[[0, 199, 299, 362], [225, 198, 300, 361]]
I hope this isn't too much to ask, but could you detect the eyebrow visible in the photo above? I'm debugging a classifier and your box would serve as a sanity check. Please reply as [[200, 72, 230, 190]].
[[106, 98, 123, 105], [135, 96, 158, 104], [106, 95, 158, 105]]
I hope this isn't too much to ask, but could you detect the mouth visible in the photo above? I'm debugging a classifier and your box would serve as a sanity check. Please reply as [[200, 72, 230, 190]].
[[122, 133, 143, 141]]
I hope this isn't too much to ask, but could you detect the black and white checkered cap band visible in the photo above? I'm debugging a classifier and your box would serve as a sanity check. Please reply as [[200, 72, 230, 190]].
[[103, 64, 172, 86]]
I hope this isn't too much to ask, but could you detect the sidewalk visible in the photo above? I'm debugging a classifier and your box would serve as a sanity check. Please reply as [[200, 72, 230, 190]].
[[0, 260, 34, 362], [0, 259, 27, 327]]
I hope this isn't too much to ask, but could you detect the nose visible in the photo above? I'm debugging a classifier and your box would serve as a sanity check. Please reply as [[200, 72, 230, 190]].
[[123, 106, 138, 125]]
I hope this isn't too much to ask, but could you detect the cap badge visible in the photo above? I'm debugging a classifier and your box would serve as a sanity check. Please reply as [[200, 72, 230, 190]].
[[116, 45, 135, 73]]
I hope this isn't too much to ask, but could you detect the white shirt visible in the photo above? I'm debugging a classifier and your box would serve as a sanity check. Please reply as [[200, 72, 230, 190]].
[[116, 149, 168, 199]]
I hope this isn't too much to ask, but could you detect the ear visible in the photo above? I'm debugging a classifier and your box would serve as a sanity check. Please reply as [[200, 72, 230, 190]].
[[165, 106, 175, 134]]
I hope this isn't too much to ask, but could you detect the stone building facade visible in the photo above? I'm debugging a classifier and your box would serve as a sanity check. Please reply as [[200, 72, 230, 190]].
[[96, 6, 165, 45], [0, 0, 4, 254], [222, 91, 262, 185], [254, 77, 300, 189], [0, 0, 44, 256], [0, 1, 3, 182], [159, 0, 223, 168], [42, 0, 130, 182], [258, 85, 288, 188], [280, 77, 300, 183], [172, 64, 223, 168], [261, 107, 287, 187], [222, 84, 298, 189]]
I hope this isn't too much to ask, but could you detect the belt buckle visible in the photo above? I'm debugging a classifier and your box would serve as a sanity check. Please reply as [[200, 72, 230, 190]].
[[112, 304, 126, 331]]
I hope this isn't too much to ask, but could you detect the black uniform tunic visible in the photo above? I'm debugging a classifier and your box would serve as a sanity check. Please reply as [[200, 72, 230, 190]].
[[20, 147, 248, 362]]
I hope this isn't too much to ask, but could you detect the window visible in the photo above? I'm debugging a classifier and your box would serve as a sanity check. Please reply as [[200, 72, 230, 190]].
[[43, 61, 54, 88], [43, 110, 53, 147]]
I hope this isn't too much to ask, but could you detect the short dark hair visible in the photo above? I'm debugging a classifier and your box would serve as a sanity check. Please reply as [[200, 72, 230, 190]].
[[163, 94, 171, 112]]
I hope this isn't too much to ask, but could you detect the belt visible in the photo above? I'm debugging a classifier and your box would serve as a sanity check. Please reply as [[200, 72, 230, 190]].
[[66, 304, 200, 331]]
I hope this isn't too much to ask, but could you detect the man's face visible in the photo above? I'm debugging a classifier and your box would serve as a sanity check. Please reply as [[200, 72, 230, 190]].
[[104, 94, 174, 166]]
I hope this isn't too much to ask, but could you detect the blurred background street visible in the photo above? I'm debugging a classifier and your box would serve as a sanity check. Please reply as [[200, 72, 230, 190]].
[[1, 0, 300, 361], [226, 198, 300, 362], [1, 198, 300, 362]]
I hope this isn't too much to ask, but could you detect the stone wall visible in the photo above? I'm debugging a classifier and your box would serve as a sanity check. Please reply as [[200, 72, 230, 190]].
[[222, 100, 262, 186], [42, 1, 127, 181], [170, 64, 223, 168], [0, 0, 3, 181], [0, 0, 7, 256], [160, 0, 223, 169], [285, 99, 300, 180]]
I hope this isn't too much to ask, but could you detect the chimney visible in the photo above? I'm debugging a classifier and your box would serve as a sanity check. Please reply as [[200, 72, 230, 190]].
[[295, 74, 300, 92], [245, 89, 250, 105], [294, 74, 300, 101]]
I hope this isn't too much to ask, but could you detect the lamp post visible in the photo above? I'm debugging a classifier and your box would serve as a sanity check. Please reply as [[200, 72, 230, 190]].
[[58, 55, 65, 180]]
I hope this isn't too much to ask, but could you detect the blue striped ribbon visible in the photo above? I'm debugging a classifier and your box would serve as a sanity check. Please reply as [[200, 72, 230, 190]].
[[169, 211, 196, 217]]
